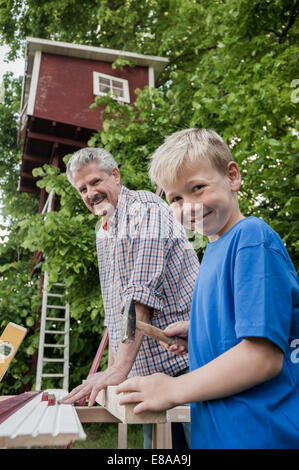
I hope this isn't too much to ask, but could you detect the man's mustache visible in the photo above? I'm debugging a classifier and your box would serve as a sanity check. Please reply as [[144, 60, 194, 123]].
[[89, 193, 106, 206]]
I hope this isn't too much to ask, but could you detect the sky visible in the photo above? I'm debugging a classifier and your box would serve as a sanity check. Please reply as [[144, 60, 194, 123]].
[[0, 44, 25, 82], [0, 45, 25, 241]]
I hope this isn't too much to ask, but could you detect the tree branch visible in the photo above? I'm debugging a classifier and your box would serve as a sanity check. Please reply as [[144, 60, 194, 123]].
[[279, 0, 298, 43], [264, 2, 298, 43]]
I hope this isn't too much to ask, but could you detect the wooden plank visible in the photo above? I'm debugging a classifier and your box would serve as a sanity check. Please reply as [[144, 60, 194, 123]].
[[96, 386, 166, 424], [0, 396, 15, 402], [23, 153, 49, 164], [20, 170, 37, 180], [0, 389, 86, 448], [75, 406, 120, 423], [166, 405, 190, 423], [27, 131, 87, 148], [0, 391, 42, 424], [18, 185, 39, 194]]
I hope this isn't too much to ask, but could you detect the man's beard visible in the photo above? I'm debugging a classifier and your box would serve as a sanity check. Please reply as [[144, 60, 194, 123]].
[[91, 194, 115, 218]]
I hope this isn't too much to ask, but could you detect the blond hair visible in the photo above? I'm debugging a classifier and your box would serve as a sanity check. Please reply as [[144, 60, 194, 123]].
[[149, 128, 233, 187]]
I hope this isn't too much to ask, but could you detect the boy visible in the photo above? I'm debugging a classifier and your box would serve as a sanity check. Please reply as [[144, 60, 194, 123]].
[[116, 128, 299, 449]]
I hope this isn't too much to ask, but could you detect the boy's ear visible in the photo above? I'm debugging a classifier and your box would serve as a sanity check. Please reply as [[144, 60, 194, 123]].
[[226, 161, 242, 192]]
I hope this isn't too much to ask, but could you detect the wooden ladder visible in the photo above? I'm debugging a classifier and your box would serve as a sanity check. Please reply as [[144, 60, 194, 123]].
[[35, 190, 70, 391], [35, 271, 70, 391]]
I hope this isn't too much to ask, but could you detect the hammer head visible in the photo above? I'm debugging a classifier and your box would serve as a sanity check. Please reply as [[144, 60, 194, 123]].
[[121, 298, 136, 344]]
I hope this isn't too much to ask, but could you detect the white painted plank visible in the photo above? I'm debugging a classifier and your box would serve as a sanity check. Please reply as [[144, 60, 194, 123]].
[[0, 389, 86, 448]]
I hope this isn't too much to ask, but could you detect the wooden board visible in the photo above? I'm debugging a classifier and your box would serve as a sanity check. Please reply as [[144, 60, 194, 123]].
[[166, 405, 190, 423], [96, 386, 166, 424], [0, 389, 86, 448], [75, 406, 120, 423], [0, 391, 42, 424]]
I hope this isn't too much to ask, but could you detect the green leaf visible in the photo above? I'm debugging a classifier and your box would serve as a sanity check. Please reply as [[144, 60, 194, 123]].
[[25, 317, 35, 327]]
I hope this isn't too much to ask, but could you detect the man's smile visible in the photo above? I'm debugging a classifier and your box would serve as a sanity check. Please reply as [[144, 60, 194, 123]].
[[90, 193, 106, 207]]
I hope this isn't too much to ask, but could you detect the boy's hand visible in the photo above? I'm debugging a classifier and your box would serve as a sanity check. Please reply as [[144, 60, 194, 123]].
[[116, 373, 177, 414], [161, 321, 189, 354]]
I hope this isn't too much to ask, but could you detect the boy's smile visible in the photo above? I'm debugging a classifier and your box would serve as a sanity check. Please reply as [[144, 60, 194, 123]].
[[163, 158, 244, 242]]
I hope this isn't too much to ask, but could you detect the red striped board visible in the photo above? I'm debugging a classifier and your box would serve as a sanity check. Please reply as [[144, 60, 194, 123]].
[[0, 391, 42, 424]]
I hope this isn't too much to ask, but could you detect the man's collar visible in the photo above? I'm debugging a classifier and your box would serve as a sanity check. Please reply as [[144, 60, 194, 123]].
[[105, 185, 129, 232]]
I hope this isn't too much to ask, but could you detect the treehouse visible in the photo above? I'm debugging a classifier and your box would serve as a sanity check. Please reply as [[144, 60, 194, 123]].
[[18, 37, 168, 210]]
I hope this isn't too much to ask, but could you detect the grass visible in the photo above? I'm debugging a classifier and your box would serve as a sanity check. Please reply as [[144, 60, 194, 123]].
[[70, 423, 144, 449]]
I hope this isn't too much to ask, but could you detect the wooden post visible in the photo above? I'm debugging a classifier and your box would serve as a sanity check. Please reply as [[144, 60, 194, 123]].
[[117, 423, 128, 449], [152, 423, 172, 449]]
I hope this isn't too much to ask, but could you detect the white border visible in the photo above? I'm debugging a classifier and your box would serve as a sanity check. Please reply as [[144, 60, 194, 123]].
[[27, 50, 41, 115], [148, 66, 155, 90]]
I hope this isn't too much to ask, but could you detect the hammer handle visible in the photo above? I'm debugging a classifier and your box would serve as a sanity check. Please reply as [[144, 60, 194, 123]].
[[136, 320, 188, 352]]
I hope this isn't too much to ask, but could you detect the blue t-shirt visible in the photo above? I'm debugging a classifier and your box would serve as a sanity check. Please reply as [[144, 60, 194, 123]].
[[189, 217, 299, 449]]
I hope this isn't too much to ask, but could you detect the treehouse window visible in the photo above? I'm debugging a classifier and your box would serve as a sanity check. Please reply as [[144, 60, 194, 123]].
[[93, 72, 130, 103]]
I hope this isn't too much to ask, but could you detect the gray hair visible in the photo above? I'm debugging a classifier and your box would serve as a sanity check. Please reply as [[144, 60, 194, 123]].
[[66, 147, 118, 185], [149, 128, 233, 187]]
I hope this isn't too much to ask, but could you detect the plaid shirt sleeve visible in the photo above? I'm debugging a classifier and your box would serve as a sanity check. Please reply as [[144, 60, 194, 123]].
[[123, 201, 188, 313]]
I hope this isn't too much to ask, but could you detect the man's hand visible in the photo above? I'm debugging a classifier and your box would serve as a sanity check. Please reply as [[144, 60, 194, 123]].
[[161, 320, 189, 354], [58, 366, 128, 407], [116, 373, 177, 414], [59, 302, 151, 408]]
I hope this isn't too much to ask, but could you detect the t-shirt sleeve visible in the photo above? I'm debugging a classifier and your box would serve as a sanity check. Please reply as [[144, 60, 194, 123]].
[[234, 243, 294, 353]]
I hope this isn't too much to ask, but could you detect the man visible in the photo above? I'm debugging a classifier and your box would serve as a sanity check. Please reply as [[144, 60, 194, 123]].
[[59, 147, 200, 448]]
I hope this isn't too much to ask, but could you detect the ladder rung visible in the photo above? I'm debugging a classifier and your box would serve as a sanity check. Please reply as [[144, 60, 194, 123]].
[[45, 317, 66, 322], [45, 330, 66, 335], [43, 357, 65, 362], [46, 305, 66, 309], [47, 293, 65, 298], [44, 344, 66, 348], [53, 282, 65, 287], [41, 373, 66, 377]]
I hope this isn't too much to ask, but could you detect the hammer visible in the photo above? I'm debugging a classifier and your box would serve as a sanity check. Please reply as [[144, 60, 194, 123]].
[[121, 298, 188, 351]]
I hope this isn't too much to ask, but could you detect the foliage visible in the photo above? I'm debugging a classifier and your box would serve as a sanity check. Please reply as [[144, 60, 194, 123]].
[[0, 0, 102, 60], [19, 166, 107, 390], [0, 73, 41, 394], [89, 0, 299, 266], [0, 0, 298, 395]]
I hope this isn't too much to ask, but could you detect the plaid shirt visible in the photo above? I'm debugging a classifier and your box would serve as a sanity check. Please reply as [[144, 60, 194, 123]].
[[96, 185, 200, 377]]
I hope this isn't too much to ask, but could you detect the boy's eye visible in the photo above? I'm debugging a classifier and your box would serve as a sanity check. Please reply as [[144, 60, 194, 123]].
[[192, 185, 204, 192], [170, 196, 182, 203]]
